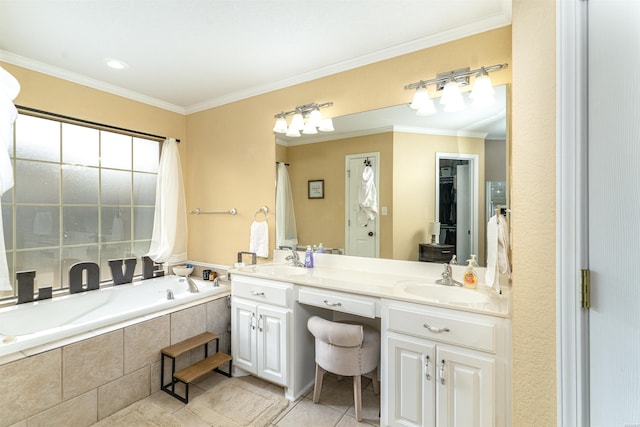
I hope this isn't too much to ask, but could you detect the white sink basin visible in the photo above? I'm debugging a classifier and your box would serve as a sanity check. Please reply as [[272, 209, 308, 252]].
[[402, 284, 490, 305], [250, 264, 307, 277]]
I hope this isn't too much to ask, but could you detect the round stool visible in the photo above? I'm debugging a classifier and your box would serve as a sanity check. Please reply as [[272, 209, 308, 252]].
[[307, 316, 380, 421]]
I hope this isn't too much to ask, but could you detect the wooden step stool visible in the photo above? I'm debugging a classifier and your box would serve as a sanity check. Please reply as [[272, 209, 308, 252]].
[[161, 331, 232, 403]]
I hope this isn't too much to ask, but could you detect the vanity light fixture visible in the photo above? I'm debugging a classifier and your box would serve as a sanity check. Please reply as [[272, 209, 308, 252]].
[[405, 63, 508, 115], [273, 102, 334, 137]]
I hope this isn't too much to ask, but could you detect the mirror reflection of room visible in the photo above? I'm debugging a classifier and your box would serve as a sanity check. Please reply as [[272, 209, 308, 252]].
[[275, 85, 508, 267]]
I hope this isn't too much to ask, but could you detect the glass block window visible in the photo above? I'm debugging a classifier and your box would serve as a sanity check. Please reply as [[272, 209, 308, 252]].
[[1, 114, 160, 297]]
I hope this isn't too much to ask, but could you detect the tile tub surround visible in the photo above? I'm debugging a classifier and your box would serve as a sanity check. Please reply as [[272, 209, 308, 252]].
[[0, 295, 231, 427]]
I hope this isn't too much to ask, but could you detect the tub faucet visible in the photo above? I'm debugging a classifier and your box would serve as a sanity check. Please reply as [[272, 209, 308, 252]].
[[285, 249, 304, 267], [186, 277, 199, 293], [436, 263, 463, 287], [166, 289, 175, 300]]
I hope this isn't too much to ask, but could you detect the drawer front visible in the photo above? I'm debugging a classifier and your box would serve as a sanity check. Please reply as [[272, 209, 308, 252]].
[[419, 244, 455, 262], [387, 305, 496, 353], [298, 287, 377, 318], [232, 275, 292, 308]]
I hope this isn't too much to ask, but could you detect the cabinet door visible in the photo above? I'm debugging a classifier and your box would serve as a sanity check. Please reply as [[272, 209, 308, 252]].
[[436, 346, 495, 427], [256, 304, 289, 386], [386, 334, 436, 427], [231, 299, 257, 375]]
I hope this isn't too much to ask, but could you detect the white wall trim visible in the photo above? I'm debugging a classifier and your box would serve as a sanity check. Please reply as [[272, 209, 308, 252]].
[[556, 0, 589, 426]]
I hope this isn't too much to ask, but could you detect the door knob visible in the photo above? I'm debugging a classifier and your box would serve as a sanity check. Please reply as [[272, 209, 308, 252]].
[[368, 231, 374, 236]]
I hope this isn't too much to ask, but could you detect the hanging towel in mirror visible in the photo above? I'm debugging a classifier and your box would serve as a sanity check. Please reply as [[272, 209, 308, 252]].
[[250, 220, 269, 258], [358, 165, 378, 226], [485, 214, 511, 292]]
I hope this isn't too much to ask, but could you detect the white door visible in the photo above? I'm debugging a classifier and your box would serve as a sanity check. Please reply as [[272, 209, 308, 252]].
[[587, 1, 640, 424], [436, 346, 494, 427], [386, 334, 435, 427], [257, 305, 288, 386], [231, 299, 257, 375], [455, 164, 471, 263], [346, 153, 379, 258]]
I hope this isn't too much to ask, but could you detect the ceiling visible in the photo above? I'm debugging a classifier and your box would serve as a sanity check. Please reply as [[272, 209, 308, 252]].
[[0, 0, 511, 115]]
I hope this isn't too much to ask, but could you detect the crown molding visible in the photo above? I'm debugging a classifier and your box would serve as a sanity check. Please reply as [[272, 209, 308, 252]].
[[0, 51, 187, 115]]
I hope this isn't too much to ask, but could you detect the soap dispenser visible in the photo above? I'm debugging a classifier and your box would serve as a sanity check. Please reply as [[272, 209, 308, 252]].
[[463, 256, 478, 289], [304, 245, 314, 268], [317, 243, 325, 253]]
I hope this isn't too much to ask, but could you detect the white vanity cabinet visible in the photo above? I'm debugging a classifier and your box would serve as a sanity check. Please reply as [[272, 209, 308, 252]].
[[231, 275, 291, 386], [382, 300, 511, 427]]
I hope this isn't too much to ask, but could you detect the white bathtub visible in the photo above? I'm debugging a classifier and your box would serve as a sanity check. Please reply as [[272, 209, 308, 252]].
[[0, 275, 229, 357]]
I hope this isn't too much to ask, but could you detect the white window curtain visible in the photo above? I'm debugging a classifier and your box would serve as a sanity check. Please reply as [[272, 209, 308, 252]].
[[0, 66, 20, 291], [146, 137, 187, 264], [275, 162, 298, 249]]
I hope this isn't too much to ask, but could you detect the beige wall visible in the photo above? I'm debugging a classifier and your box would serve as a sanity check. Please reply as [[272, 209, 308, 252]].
[[512, 0, 557, 425], [4, 21, 561, 425], [393, 132, 485, 262]]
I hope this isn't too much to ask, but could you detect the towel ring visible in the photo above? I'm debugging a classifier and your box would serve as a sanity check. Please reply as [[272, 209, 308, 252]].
[[254, 206, 269, 222]]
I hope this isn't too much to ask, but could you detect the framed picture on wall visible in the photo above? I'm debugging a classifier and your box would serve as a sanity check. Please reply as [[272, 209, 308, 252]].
[[308, 180, 324, 199]]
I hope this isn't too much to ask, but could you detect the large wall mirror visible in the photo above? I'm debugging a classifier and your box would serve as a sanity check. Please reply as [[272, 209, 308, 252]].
[[275, 85, 509, 266]]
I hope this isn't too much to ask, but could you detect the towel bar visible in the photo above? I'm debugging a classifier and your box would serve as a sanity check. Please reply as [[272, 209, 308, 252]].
[[190, 208, 237, 215]]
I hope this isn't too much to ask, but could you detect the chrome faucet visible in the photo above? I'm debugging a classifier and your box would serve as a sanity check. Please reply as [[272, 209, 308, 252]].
[[184, 277, 199, 293], [437, 263, 463, 287], [285, 249, 305, 267], [166, 289, 175, 300]]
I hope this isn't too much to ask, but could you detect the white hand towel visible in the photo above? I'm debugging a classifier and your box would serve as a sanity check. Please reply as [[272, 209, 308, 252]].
[[485, 215, 499, 288], [250, 220, 269, 258], [357, 166, 378, 226], [485, 214, 511, 293], [497, 215, 511, 277]]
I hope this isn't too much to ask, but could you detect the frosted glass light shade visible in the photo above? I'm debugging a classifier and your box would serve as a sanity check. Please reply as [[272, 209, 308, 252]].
[[416, 98, 437, 116], [410, 87, 430, 110], [318, 118, 334, 132], [470, 74, 496, 108], [302, 121, 318, 134], [440, 81, 465, 112], [289, 113, 305, 131], [285, 127, 301, 137], [308, 109, 322, 128], [273, 116, 288, 133]]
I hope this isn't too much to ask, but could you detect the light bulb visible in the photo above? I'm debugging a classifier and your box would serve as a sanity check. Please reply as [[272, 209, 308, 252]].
[[302, 121, 318, 134]]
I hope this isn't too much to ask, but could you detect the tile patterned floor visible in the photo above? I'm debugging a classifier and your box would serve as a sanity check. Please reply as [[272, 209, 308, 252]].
[[95, 372, 380, 426]]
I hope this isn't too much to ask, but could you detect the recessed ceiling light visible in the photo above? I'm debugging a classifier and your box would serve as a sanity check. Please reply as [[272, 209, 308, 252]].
[[105, 58, 129, 70]]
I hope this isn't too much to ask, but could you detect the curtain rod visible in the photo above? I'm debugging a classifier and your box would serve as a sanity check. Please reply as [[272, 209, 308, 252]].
[[15, 105, 180, 143]]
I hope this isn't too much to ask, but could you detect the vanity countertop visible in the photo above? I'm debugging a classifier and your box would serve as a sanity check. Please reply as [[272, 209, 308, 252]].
[[230, 251, 511, 318]]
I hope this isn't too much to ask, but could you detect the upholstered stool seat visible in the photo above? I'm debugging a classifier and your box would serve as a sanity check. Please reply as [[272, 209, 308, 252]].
[[307, 316, 380, 421]]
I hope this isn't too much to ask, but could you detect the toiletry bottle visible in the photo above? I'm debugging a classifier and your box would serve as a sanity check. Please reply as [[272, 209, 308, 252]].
[[463, 257, 478, 289], [304, 245, 314, 268], [317, 243, 325, 253]]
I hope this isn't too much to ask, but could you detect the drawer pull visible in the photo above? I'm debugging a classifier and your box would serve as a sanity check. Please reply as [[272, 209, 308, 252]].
[[423, 323, 450, 333], [250, 290, 265, 296], [441, 250, 452, 254], [323, 300, 342, 307], [439, 359, 446, 385]]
